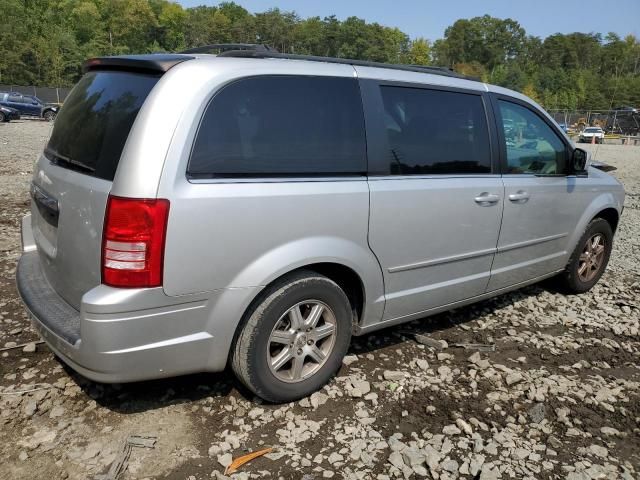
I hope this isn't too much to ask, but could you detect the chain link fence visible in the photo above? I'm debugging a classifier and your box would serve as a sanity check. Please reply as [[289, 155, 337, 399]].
[[548, 109, 640, 135], [0, 84, 71, 104]]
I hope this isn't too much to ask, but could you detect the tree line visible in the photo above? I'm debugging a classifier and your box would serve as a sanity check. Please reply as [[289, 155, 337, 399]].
[[1, 0, 639, 110]]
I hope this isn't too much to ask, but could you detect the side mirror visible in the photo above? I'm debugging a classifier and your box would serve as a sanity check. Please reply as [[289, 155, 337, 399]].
[[571, 148, 588, 173]]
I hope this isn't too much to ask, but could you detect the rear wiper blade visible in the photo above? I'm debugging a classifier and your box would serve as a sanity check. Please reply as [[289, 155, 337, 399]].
[[44, 147, 95, 173]]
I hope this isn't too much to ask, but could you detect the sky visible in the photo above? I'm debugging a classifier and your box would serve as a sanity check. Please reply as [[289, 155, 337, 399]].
[[177, 0, 640, 41]]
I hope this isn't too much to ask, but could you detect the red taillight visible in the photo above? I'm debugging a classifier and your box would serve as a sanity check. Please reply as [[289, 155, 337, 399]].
[[101, 195, 170, 288]]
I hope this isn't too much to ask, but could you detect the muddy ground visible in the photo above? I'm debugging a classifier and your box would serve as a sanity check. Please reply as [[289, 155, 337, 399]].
[[0, 120, 638, 480]]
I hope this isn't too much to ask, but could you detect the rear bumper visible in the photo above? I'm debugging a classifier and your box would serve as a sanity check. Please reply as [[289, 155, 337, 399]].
[[17, 253, 81, 344], [16, 246, 256, 383]]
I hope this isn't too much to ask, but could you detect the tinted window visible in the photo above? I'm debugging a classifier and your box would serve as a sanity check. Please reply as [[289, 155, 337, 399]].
[[380, 86, 491, 175], [45, 71, 159, 180], [188, 76, 366, 177], [498, 101, 567, 175], [8, 94, 24, 102]]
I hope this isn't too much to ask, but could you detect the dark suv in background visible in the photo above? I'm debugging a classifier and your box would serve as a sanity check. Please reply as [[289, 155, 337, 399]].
[[0, 92, 58, 121]]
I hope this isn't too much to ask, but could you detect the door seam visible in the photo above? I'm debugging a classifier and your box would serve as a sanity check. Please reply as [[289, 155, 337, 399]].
[[486, 176, 506, 292], [365, 176, 387, 323]]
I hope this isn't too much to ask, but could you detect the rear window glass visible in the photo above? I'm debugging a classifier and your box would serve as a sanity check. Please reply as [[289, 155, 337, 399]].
[[45, 71, 159, 181], [188, 76, 366, 177]]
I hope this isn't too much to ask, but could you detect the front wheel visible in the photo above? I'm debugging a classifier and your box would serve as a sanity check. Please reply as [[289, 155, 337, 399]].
[[231, 270, 352, 403], [43, 110, 56, 122], [556, 218, 613, 293], [0, 111, 6, 122]]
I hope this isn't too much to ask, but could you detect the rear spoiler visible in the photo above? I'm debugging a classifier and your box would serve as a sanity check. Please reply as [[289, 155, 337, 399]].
[[83, 54, 194, 74]]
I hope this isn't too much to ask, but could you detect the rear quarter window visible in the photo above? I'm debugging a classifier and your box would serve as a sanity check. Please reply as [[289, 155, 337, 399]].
[[188, 75, 366, 177], [45, 71, 159, 181]]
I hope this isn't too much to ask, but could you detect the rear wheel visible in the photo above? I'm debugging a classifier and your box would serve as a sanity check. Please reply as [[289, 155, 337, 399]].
[[556, 218, 613, 293], [232, 270, 352, 403], [0, 111, 6, 122]]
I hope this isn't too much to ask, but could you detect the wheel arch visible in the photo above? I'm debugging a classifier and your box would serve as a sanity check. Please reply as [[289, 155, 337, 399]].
[[223, 260, 371, 372], [594, 207, 620, 233], [566, 193, 623, 266], [284, 262, 365, 326], [234, 261, 369, 337], [227, 236, 385, 325]]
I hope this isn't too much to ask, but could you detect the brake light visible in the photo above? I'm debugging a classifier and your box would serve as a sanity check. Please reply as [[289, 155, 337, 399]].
[[102, 195, 170, 288]]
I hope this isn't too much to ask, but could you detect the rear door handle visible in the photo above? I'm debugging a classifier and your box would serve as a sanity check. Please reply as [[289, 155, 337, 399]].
[[474, 193, 500, 205], [508, 191, 530, 203]]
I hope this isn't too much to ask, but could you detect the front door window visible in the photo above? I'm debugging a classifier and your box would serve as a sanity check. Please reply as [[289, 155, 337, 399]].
[[498, 100, 567, 175]]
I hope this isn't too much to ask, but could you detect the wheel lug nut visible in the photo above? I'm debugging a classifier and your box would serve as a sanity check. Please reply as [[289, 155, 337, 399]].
[[307, 340, 313, 345], [297, 349, 303, 355]]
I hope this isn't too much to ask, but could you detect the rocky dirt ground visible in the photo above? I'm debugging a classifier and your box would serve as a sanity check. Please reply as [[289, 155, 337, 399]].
[[0, 120, 638, 480]]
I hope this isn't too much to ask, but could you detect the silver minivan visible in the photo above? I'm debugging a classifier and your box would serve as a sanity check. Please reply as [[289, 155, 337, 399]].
[[17, 47, 625, 402]]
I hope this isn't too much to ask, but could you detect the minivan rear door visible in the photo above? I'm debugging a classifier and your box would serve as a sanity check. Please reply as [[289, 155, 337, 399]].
[[31, 69, 161, 309], [360, 78, 504, 321]]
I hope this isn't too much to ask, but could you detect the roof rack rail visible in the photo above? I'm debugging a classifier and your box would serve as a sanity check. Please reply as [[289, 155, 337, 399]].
[[217, 50, 473, 80], [180, 44, 278, 54]]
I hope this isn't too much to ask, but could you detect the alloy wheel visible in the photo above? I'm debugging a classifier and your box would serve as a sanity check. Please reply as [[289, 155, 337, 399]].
[[267, 300, 337, 383], [578, 233, 606, 282]]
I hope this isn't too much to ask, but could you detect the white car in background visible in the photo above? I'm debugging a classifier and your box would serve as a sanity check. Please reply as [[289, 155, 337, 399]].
[[579, 127, 605, 144]]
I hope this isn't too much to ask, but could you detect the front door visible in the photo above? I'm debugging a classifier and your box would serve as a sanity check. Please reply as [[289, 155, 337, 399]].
[[363, 81, 504, 321], [25, 96, 43, 116], [488, 97, 587, 291]]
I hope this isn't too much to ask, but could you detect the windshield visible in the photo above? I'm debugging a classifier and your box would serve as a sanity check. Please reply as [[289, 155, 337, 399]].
[[45, 70, 159, 180], [584, 128, 601, 133]]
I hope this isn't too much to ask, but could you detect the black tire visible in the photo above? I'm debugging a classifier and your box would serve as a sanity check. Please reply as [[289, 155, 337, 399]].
[[0, 111, 6, 122], [43, 110, 56, 122], [556, 218, 613, 293], [231, 270, 352, 403]]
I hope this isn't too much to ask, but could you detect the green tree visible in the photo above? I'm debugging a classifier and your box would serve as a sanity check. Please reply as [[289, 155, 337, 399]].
[[0, 0, 637, 113], [157, 1, 187, 51], [439, 15, 526, 70], [405, 38, 430, 65]]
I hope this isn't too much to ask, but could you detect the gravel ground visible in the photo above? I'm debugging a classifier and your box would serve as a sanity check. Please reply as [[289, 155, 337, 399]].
[[0, 120, 639, 480]]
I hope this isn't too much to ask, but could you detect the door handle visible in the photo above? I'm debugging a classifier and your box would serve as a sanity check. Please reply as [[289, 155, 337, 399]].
[[508, 191, 530, 203], [474, 193, 500, 205]]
